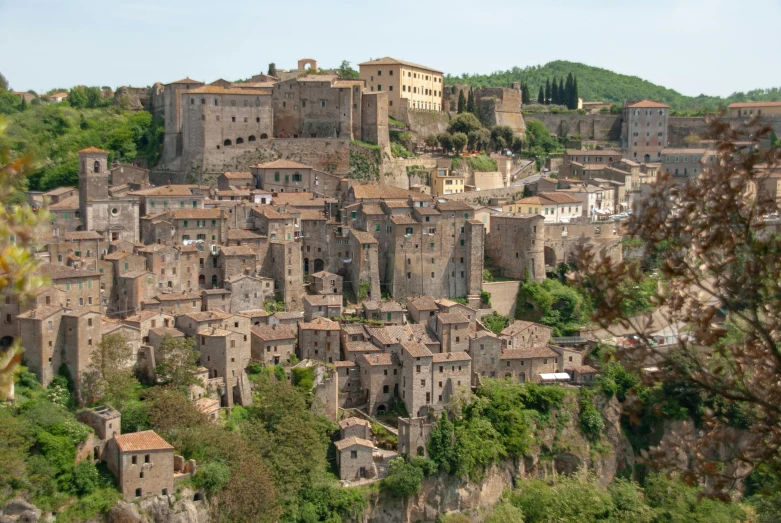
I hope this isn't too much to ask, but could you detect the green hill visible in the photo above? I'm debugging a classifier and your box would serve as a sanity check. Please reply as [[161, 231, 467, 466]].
[[445, 60, 781, 113]]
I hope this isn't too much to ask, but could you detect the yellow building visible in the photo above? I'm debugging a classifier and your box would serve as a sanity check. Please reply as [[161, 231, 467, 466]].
[[358, 57, 443, 120], [729, 101, 781, 118], [431, 168, 466, 196]]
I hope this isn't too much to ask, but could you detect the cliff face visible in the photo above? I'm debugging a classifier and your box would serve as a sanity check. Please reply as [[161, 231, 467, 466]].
[[363, 396, 634, 522]]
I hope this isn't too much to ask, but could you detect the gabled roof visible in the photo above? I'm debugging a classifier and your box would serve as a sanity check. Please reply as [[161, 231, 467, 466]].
[[44, 186, 77, 196], [728, 101, 781, 109], [130, 185, 198, 197], [500, 346, 559, 359], [338, 417, 371, 429], [358, 57, 442, 74], [437, 312, 469, 325], [166, 77, 203, 85], [626, 99, 670, 109], [437, 201, 473, 211], [350, 185, 420, 200], [538, 192, 583, 204], [77, 146, 109, 154], [252, 324, 296, 341], [114, 430, 174, 452], [221, 171, 254, 179], [38, 263, 100, 279], [334, 436, 374, 451], [63, 231, 103, 241], [49, 195, 79, 210], [431, 351, 471, 363], [299, 317, 340, 331], [408, 296, 438, 311], [401, 340, 433, 358], [184, 85, 270, 96]]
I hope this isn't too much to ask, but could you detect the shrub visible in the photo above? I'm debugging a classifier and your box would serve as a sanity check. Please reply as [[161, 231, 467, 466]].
[[480, 290, 492, 307], [71, 461, 101, 496], [390, 142, 414, 159], [467, 154, 498, 172], [193, 461, 232, 495], [579, 390, 604, 440], [382, 458, 424, 498]]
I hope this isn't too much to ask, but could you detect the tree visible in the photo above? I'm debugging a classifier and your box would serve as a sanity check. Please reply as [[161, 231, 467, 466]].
[[491, 126, 514, 152], [521, 82, 530, 105], [537, 86, 545, 105], [424, 135, 439, 148], [551, 78, 559, 105], [267, 63, 277, 77], [0, 72, 8, 91], [451, 132, 468, 153], [193, 461, 232, 495], [571, 76, 579, 110], [382, 458, 423, 498], [437, 133, 453, 153], [20, 96, 27, 111], [468, 129, 490, 151], [544, 78, 551, 105], [82, 333, 138, 408], [573, 117, 781, 497], [155, 335, 199, 389], [457, 90, 466, 113], [447, 113, 482, 135], [337, 60, 359, 80], [467, 88, 476, 114]]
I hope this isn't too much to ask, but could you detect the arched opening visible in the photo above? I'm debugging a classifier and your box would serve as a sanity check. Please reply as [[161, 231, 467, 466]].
[[198, 274, 205, 286], [543, 246, 557, 267], [304, 258, 310, 273], [248, 135, 256, 142], [0, 336, 14, 348], [643, 153, 651, 163], [260, 133, 268, 139], [416, 446, 425, 457], [193, 493, 202, 502], [376, 404, 387, 416], [313, 259, 324, 273], [224, 139, 232, 146], [93, 446, 100, 460], [93, 160, 100, 173], [211, 275, 218, 287], [236, 137, 244, 144], [519, 372, 526, 383]]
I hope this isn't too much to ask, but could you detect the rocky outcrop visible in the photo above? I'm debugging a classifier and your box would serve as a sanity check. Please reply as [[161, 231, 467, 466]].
[[363, 395, 634, 522], [0, 498, 41, 523], [137, 489, 209, 523]]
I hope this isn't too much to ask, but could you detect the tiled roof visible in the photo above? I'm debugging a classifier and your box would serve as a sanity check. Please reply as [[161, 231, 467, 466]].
[[227, 229, 264, 240], [361, 204, 385, 215], [154, 292, 201, 301], [358, 57, 443, 74], [234, 309, 270, 318], [49, 195, 79, 210], [538, 192, 582, 204], [130, 185, 198, 197], [170, 208, 223, 219], [338, 417, 371, 429], [351, 185, 419, 200], [251, 159, 312, 169], [437, 312, 469, 325], [344, 341, 381, 353], [565, 149, 620, 156], [366, 324, 413, 345], [311, 270, 339, 279], [123, 310, 168, 323], [114, 430, 173, 452], [661, 148, 708, 155], [436, 201, 473, 211], [166, 77, 203, 85], [431, 351, 471, 363], [221, 171, 253, 179], [271, 192, 315, 203], [38, 263, 100, 279], [198, 328, 234, 337], [195, 397, 221, 415], [333, 360, 357, 368], [149, 327, 185, 338], [44, 186, 77, 196], [415, 206, 441, 216], [296, 74, 339, 83], [501, 320, 548, 337], [299, 317, 340, 331], [77, 146, 109, 154], [304, 294, 343, 306], [626, 99, 670, 108], [474, 330, 500, 340], [252, 324, 296, 341], [181, 310, 232, 322], [360, 352, 397, 366], [401, 340, 433, 358], [202, 288, 230, 295], [363, 300, 404, 312], [17, 306, 64, 320], [298, 209, 326, 221], [390, 214, 417, 225], [273, 311, 304, 321], [408, 296, 438, 311], [500, 346, 559, 359], [220, 245, 257, 256], [104, 251, 131, 261], [63, 231, 103, 241], [334, 436, 373, 451], [729, 101, 781, 109], [350, 229, 378, 245], [184, 85, 270, 96], [409, 323, 439, 345]]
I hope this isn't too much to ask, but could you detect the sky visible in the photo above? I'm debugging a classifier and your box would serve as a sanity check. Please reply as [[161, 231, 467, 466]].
[[1, 0, 779, 97]]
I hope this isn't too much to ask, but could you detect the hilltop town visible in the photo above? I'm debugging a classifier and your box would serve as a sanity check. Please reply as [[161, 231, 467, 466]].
[[1, 54, 780, 522]]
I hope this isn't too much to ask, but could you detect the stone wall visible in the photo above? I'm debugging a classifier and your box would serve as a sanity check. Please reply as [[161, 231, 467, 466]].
[[481, 280, 520, 318], [526, 113, 622, 141], [406, 110, 451, 139], [440, 185, 527, 203]]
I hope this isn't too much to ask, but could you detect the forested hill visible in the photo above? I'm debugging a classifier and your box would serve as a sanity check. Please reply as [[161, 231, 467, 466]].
[[445, 60, 781, 112]]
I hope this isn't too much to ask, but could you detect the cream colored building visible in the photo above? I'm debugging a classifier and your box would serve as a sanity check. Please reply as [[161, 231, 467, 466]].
[[729, 101, 781, 118], [431, 168, 466, 196], [502, 192, 582, 223], [358, 57, 443, 120]]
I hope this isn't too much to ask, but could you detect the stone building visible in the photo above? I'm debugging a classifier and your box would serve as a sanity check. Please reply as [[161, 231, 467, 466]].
[[623, 100, 670, 162], [407, 296, 439, 323], [728, 101, 781, 118], [502, 192, 583, 224], [225, 274, 265, 312], [303, 294, 343, 321], [129, 184, 205, 216], [38, 263, 102, 312], [218, 171, 254, 191], [661, 148, 709, 179], [400, 340, 433, 417], [298, 317, 341, 363], [430, 351, 471, 410], [500, 320, 552, 349], [338, 417, 372, 440], [358, 57, 444, 119], [334, 436, 375, 481], [197, 327, 251, 406], [311, 271, 342, 295], [485, 213, 545, 282], [468, 330, 503, 384], [398, 417, 433, 457], [104, 430, 175, 500], [250, 324, 296, 365], [430, 312, 470, 353], [499, 346, 559, 383], [251, 159, 341, 197], [362, 300, 405, 324], [358, 352, 399, 416], [109, 164, 149, 187], [48, 195, 82, 236]]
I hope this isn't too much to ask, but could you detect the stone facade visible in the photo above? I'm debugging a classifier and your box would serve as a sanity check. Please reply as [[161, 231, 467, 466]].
[[485, 214, 545, 282], [105, 430, 175, 500], [250, 324, 296, 365]]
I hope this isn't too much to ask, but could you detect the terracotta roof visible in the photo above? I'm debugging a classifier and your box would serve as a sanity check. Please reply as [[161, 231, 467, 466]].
[[729, 101, 781, 109], [227, 229, 264, 240], [123, 310, 169, 323], [538, 192, 583, 204], [252, 324, 296, 341], [500, 346, 559, 359], [198, 327, 234, 337], [195, 397, 221, 415], [166, 77, 203, 85], [271, 192, 315, 203], [436, 201, 473, 211], [415, 206, 441, 216], [17, 306, 64, 320], [359, 352, 397, 366], [273, 311, 304, 321], [296, 74, 339, 83], [154, 292, 201, 301], [202, 288, 230, 295], [661, 148, 708, 155], [473, 330, 499, 340], [363, 300, 404, 312], [38, 263, 99, 279], [104, 251, 131, 261], [252, 159, 312, 169], [220, 245, 257, 256], [149, 327, 186, 338], [431, 351, 471, 363], [77, 146, 109, 154], [235, 309, 270, 318], [311, 270, 339, 279], [298, 209, 326, 221], [299, 317, 340, 331], [366, 324, 413, 345], [63, 231, 103, 241], [408, 296, 438, 311], [344, 341, 381, 353], [181, 310, 233, 322], [350, 229, 378, 245], [358, 57, 442, 74], [351, 185, 420, 200], [114, 430, 173, 453], [304, 294, 343, 306], [184, 85, 270, 96], [501, 320, 549, 337], [170, 208, 223, 219], [334, 436, 374, 451], [341, 323, 368, 337], [565, 149, 621, 156], [514, 196, 547, 205], [626, 99, 670, 108], [391, 214, 417, 225], [333, 360, 357, 368], [222, 171, 253, 179], [338, 417, 371, 429], [401, 340, 433, 358], [49, 195, 79, 210], [437, 312, 469, 325], [361, 204, 385, 215], [130, 185, 198, 197], [44, 186, 77, 196], [409, 324, 440, 346]]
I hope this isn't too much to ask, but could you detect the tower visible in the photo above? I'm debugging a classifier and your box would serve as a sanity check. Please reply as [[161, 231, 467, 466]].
[[78, 147, 110, 230]]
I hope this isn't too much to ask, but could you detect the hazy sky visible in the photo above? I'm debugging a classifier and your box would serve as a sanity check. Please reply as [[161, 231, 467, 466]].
[[1, 0, 779, 97]]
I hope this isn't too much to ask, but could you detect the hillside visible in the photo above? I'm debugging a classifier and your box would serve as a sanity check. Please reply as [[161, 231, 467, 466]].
[[445, 60, 781, 112]]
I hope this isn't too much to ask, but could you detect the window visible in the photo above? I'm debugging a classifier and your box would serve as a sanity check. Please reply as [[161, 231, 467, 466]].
[[351, 450, 358, 459], [145, 454, 150, 463], [132, 456, 137, 465]]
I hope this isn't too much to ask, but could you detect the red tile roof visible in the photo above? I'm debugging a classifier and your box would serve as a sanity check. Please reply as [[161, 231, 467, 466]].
[[114, 430, 173, 452], [626, 99, 670, 108]]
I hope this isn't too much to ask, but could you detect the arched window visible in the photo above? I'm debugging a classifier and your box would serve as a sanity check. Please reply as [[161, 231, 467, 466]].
[[248, 135, 256, 142], [198, 274, 205, 285], [224, 139, 232, 146], [236, 137, 244, 144], [260, 133, 268, 139], [93, 160, 100, 173]]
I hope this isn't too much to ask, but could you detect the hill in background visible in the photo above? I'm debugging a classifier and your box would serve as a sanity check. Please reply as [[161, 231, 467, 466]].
[[445, 60, 781, 113]]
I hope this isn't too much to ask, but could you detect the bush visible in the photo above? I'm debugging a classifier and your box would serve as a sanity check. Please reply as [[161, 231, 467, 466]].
[[486, 501, 525, 523], [480, 290, 492, 307], [483, 312, 509, 334], [448, 113, 482, 135], [579, 390, 604, 440], [70, 461, 101, 496], [467, 154, 498, 172], [382, 458, 424, 498], [55, 488, 121, 523], [193, 461, 232, 495], [291, 367, 314, 390], [482, 269, 494, 282], [390, 142, 414, 158]]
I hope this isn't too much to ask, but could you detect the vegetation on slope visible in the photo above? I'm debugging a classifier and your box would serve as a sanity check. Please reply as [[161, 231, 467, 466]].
[[446, 60, 781, 112]]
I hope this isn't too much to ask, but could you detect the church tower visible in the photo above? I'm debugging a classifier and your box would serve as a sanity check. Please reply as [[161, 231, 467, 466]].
[[77, 147, 110, 220]]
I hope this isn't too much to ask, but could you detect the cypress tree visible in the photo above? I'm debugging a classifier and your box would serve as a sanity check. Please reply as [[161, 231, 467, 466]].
[[267, 63, 276, 76], [565, 73, 574, 109], [467, 88, 476, 114], [544, 79, 551, 105], [572, 77, 579, 110], [457, 90, 466, 113], [537, 86, 545, 105], [522, 83, 530, 105]]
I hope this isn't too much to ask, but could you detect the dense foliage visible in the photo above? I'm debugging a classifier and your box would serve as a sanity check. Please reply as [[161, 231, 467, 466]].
[[445, 60, 781, 112]]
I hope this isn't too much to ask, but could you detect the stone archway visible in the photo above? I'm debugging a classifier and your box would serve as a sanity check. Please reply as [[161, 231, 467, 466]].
[[544, 246, 557, 267], [643, 153, 651, 163], [297, 58, 318, 72], [313, 259, 324, 273]]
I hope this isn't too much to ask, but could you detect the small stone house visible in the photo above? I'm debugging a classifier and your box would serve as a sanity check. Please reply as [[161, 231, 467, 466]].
[[104, 431, 175, 501], [251, 324, 296, 365], [338, 417, 372, 440], [303, 294, 343, 321], [334, 437, 375, 481], [362, 300, 405, 325], [311, 271, 343, 295], [407, 296, 439, 324]]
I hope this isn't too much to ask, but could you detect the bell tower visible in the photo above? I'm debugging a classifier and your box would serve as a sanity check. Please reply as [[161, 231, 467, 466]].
[[78, 147, 110, 226]]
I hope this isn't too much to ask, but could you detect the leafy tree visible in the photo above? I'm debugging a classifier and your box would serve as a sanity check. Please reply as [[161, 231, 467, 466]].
[[521, 82, 530, 105], [70, 461, 101, 496], [193, 461, 232, 495], [578, 389, 604, 439], [337, 60, 359, 80], [0, 410, 31, 490], [468, 128, 490, 151], [452, 416, 506, 480], [486, 501, 525, 523], [428, 414, 456, 473], [483, 312, 510, 334], [145, 387, 206, 435], [490, 125, 514, 152], [424, 135, 439, 148], [382, 458, 424, 498], [155, 335, 199, 389], [451, 132, 467, 153], [82, 333, 138, 408], [551, 77, 559, 105], [457, 90, 466, 113], [267, 63, 277, 77], [537, 86, 544, 105], [0, 90, 21, 115], [0, 72, 8, 91], [437, 132, 453, 153], [447, 113, 482, 135]]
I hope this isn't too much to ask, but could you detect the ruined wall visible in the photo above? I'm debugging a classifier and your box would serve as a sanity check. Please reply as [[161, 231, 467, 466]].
[[526, 114, 622, 141], [481, 280, 520, 318], [406, 110, 451, 139]]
